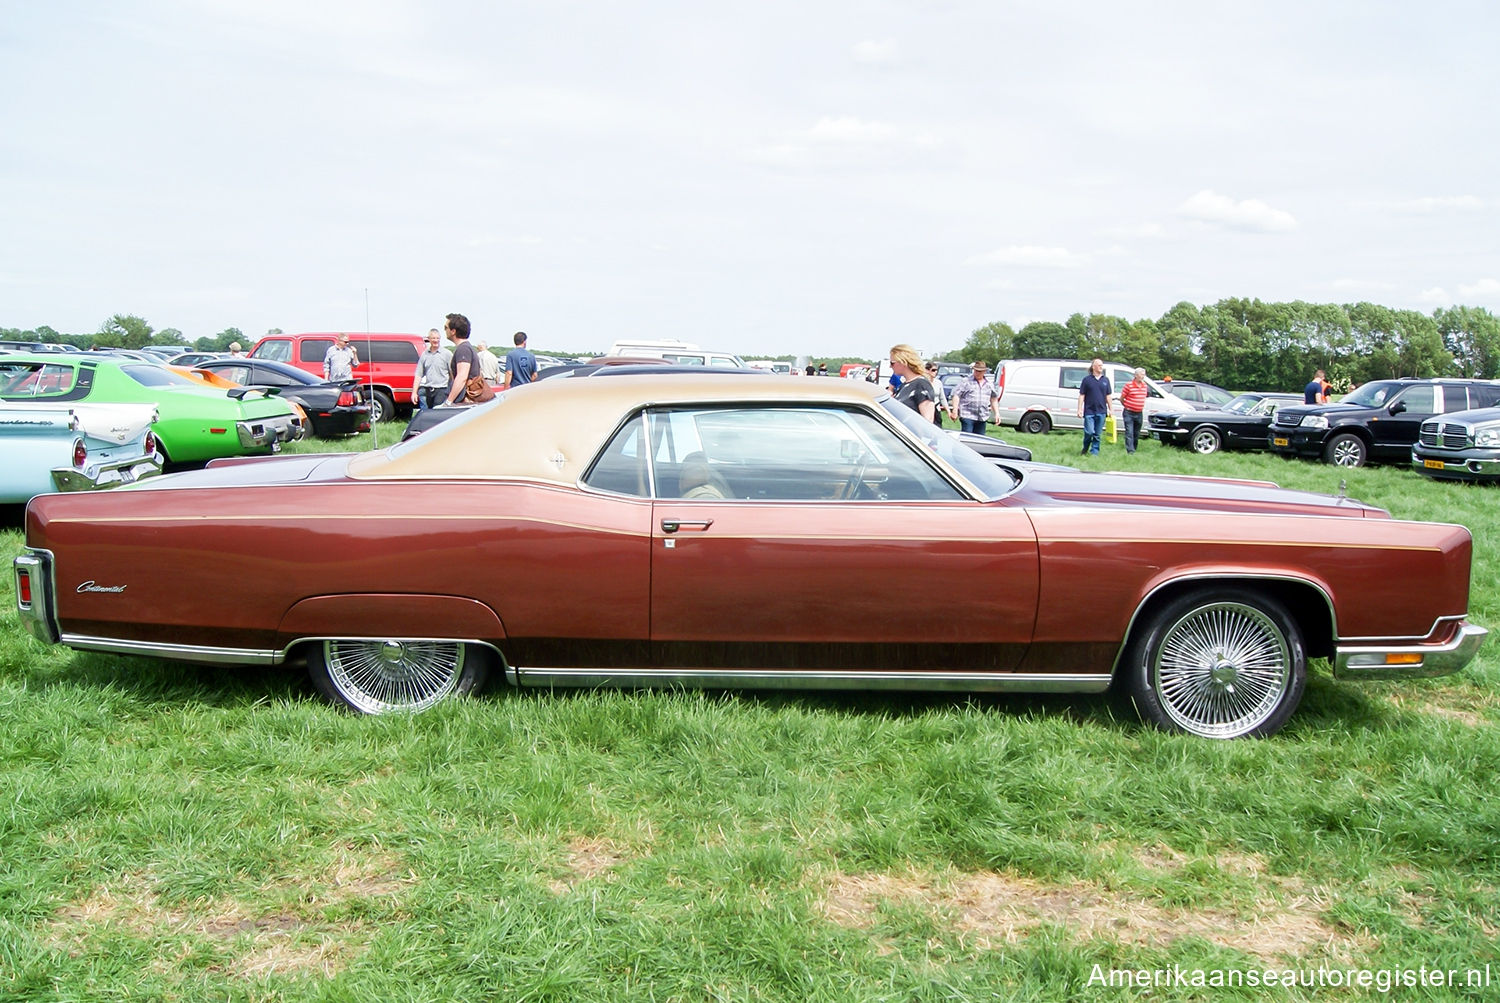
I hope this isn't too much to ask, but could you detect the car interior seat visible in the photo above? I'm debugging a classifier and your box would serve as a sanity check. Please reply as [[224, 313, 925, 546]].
[[676, 451, 732, 499]]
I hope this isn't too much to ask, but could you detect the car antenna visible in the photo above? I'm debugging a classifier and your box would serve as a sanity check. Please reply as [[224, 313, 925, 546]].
[[364, 287, 378, 450], [1337, 478, 1347, 500]]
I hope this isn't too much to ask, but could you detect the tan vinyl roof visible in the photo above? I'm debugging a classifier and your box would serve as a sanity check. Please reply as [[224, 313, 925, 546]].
[[348, 373, 889, 484]]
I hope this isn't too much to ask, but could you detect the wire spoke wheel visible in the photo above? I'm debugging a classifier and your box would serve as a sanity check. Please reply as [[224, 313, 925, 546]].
[[319, 639, 466, 714], [1150, 601, 1293, 738]]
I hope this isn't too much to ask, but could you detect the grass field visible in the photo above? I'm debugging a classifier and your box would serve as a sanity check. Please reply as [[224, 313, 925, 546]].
[[1, 419, 1496, 1001]]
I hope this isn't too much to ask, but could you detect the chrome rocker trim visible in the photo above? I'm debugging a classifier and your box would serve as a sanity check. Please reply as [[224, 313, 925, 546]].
[[509, 666, 1113, 693], [1334, 622, 1489, 680]]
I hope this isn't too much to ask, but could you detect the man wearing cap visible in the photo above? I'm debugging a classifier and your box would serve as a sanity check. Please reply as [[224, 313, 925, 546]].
[[948, 360, 999, 435]]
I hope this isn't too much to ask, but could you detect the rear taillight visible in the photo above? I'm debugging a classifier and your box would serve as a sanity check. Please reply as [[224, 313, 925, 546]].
[[17, 569, 31, 606], [337, 391, 356, 407], [143, 432, 158, 457], [996, 366, 1005, 396], [72, 438, 87, 468]]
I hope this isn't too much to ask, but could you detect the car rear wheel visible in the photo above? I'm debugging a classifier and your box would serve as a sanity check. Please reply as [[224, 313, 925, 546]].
[[1189, 427, 1222, 454], [1324, 432, 1367, 467], [308, 639, 491, 714], [1120, 588, 1305, 739], [367, 389, 396, 424], [1021, 412, 1051, 435]]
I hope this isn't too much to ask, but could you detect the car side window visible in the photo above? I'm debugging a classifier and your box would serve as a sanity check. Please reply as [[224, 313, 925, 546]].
[[1469, 384, 1500, 409], [1059, 367, 1086, 390], [1395, 385, 1435, 414], [255, 367, 295, 386], [649, 406, 963, 502], [300, 339, 333, 364], [256, 339, 292, 363], [218, 365, 253, 384], [582, 414, 650, 497], [368, 341, 419, 363]]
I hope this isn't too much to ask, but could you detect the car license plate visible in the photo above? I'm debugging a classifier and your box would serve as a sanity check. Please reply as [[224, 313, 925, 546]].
[[1424, 459, 1445, 470], [1273, 437, 1289, 447]]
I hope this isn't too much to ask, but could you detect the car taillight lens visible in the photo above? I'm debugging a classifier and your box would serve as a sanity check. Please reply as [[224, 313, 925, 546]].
[[144, 432, 158, 457], [72, 439, 87, 468], [337, 391, 356, 407], [17, 569, 31, 606]]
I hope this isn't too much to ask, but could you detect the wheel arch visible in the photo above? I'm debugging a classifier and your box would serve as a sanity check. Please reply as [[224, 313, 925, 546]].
[[1112, 573, 1336, 679], [277, 593, 507, 651]]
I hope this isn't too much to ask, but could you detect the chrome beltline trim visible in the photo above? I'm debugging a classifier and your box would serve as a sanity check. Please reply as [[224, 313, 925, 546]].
[[512, 667, 1113, 693]]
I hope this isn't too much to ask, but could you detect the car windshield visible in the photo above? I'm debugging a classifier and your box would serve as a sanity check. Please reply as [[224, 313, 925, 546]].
[[1222, 395, 1261, 414], [878, 396, 1018, 500], [1340, 381, 1404, 408]]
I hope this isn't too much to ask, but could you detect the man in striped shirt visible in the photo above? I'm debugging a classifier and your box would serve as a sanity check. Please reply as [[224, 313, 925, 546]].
[[1120, 367, 1149, 454]]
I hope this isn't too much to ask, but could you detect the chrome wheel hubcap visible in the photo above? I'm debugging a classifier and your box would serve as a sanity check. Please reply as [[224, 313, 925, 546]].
[[324, 640, 464, 714], [1152, 602, 1291, 738]]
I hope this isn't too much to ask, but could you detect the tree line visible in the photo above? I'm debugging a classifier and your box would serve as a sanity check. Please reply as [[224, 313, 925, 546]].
[[953, 299, 1500, 391], [8, 299, 1500, 391]]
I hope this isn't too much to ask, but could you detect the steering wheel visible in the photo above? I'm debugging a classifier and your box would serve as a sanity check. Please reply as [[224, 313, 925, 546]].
[[842, 455, 870, 500]]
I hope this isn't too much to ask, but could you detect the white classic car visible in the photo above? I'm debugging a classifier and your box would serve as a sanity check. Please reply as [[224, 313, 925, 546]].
[[0, 400, 162, 502]]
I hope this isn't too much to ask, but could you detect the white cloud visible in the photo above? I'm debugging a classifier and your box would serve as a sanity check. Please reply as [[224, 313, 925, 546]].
[[1322, 278, 1397, 293], [747, 116, 937, 168], [1176, 190, 1297, 233], [1418, 287, 1451, 305], [1458, 278, 1500, 298], [804, 116, 902, 143], [852, 39, 898, 65], [966, 246, 1085, 269]]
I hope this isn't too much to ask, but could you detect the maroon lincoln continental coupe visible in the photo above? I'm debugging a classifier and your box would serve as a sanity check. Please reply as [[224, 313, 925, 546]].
[[13, 374, 1488, 738]]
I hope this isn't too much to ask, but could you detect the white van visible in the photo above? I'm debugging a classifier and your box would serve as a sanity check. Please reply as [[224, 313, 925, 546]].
[[605, 339, 746, 368], [992, 359, 1193, 434]]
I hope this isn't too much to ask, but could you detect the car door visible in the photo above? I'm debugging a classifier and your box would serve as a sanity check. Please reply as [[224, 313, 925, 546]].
[[640, 404, 1040, 674], [1374, 384, 1437, 461]]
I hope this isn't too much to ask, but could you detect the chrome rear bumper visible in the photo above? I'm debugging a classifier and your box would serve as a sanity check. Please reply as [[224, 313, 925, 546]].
[[1335, 622, 1488, 680]]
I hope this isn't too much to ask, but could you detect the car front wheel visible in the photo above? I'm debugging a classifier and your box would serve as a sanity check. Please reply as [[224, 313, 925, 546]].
[[1120, 588, 1306, 739], [308, 639, 491, 713], [367, 389, 396, 424], [1324, 432, 1367, 467], [1190, 427, 1222, 454]]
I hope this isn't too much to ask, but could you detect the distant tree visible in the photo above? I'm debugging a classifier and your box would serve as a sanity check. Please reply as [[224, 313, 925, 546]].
[[95, 314, 154, 349], [960, 321, 1013, 364], [1012, 321, 1073, 359], [154, 328, 185, 346], [266, 327, 283, 336], [35, 324, 60, 343], [215, 327, 245, 351], [1394, 309, 1451, 377], [1436, 305, 1500, 378]]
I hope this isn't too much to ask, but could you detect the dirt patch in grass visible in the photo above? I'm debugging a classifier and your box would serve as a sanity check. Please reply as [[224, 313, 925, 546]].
[[821, 868, 1348, 965], [46, 847, 413, 979], [548, 835, 634, 894], [1386, 692, 1490, 728]]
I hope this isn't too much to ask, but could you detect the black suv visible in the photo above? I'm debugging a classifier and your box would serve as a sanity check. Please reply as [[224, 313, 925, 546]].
[[1267, 379, 1500, 467]]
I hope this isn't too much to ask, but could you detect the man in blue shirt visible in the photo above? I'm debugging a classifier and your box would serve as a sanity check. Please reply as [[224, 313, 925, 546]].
[[1304, 369, 1327, 404], [503, 331, 538, 389], [1076, 358, 1113, 456]]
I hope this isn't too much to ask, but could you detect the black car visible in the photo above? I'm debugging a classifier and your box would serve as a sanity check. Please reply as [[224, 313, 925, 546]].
[[1267, 378, 1500, 468], [192, 358, 371, 438], [1149, 392, 1302, 454], [1412, 407, 1500, 483]]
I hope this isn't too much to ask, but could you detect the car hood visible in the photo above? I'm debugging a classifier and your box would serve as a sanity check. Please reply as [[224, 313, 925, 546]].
[[1009, 466, 1388, 518], [1272, 403, 1366, 422]]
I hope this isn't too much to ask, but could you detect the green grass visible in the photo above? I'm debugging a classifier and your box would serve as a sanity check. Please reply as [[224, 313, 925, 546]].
[[1, 421, 1497, 1000]]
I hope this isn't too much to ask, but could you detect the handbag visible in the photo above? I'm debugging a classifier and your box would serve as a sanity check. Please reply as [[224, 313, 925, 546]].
[[465, 375, 495, 404]]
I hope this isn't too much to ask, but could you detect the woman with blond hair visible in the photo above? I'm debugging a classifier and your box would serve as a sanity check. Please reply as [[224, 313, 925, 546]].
[[888, 344, 935, 422]]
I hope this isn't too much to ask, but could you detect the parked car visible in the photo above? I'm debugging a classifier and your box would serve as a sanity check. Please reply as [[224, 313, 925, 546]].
[[603, 339, 746, 367], [0, 353, 303, 465], [1160, 379, 1236, 410], [1411, 407, 1500, 482], [14, 374, 1485, 739], [168, 351, 228, 367], [191, 358, 371, 438], [0, 399, 161, 502], [1268, 378, 1500, 467], [249, 332, 426, 422], [1149, 392, 1303, 454], [991, 359, 1194, 434]]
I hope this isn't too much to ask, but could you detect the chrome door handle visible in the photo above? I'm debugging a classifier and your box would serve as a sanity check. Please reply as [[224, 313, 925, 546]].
[[660, 518, 714, 533]]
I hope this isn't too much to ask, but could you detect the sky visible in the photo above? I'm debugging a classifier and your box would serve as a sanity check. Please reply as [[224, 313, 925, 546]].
[[2, 0, 1497, 359]]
